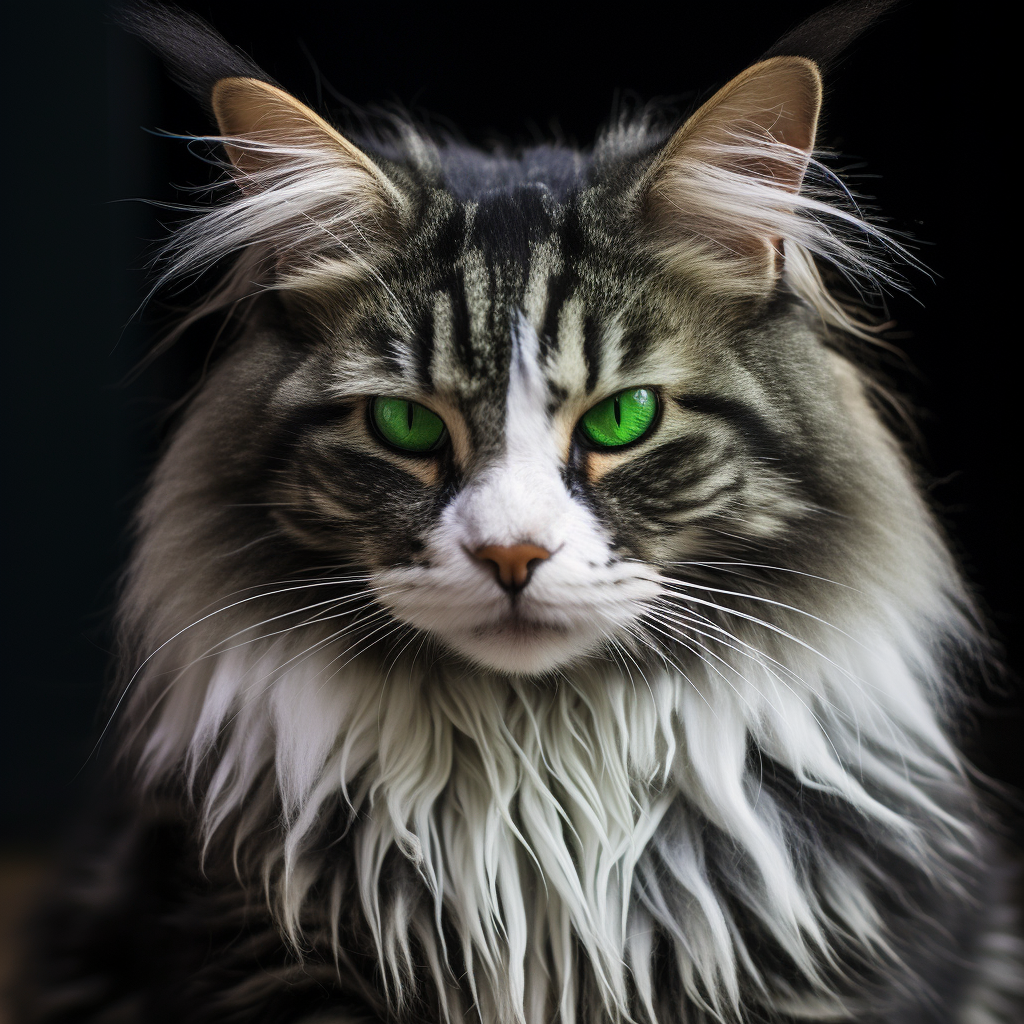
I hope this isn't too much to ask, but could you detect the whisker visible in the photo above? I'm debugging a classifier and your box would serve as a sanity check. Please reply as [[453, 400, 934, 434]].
[[185, 592, 390, 671], [124, 599, 395, 758], [657, 576, 864, 651], [642, 604, 851, 768], [662, 560, 859, 592], [638, 615, 760, 716], [647, 599, 831, 706], [654, 581, 865, 688], [647, 598, 927, 778], [221, 609, 399, 727], [613, 622, 719, 718], [102, 576, 399, 730]]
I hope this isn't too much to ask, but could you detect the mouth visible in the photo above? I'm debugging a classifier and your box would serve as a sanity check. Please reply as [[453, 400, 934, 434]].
[[471, 609, 571, 639], [442, 605, 598, 675], [378, 572, 649, 676]]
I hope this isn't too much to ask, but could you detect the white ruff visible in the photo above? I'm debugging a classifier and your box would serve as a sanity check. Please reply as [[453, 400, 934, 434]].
[[136, 595, 974, 1024]]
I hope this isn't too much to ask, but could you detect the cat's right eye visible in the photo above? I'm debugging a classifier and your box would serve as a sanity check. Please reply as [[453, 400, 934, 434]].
[[370, 397, 448, 453]]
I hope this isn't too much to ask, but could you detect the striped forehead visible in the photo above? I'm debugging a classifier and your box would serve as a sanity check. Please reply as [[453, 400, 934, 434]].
[[340, 188, 694, 450], [424, 193, 560, 383], [410, 196, 646, 380]]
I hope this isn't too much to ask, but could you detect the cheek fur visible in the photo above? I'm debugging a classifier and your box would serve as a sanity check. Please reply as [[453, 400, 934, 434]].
[[275, 440, 446, 565]]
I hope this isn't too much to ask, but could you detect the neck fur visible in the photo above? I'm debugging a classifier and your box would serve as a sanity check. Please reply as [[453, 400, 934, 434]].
[[133, 594, 975, 1023]]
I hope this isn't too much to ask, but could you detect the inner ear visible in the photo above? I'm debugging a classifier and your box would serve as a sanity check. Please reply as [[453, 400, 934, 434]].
[[204, 76, 409, 285], [665, 57, 822, 189]]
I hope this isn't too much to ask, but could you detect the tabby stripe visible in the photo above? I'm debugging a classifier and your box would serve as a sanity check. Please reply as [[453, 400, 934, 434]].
[[277, 402, 357, 434], [659, 477, 745, 517], [621, 435, 729, 487], [411, 303, 435, 390], [451, 269, 473, 379], [582, 313, 602, 394], [483, 261, 499, 359], [617, 324, 650, 376], [430, 201, 468, 267], [538, 266, 577, 362], [673, 394, 788, 460]]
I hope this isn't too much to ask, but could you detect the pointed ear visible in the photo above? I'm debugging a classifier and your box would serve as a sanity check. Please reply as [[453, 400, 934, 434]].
[[642, 56, 822, 290], [211, 75, 405, 219], [204, 77, 408, 289]]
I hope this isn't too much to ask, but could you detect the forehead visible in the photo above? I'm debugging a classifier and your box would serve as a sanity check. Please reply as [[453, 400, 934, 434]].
[[320, 184, 706, 442]]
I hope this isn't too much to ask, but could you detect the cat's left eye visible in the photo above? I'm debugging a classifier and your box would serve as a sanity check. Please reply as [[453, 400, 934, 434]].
[[578, 388, 658, 448], [370, 397, 447, 453]]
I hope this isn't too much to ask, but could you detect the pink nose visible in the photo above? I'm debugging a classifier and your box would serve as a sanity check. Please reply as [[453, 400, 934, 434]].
[[473, 543, 551, 592]]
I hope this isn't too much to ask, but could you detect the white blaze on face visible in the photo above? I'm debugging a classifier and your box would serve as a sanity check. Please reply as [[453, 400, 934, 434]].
[[378, 313, 660, 675], [460, 312, 570, 549]]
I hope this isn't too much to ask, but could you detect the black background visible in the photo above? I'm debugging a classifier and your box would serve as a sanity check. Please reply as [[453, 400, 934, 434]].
[[4, 2, 1021, 848]]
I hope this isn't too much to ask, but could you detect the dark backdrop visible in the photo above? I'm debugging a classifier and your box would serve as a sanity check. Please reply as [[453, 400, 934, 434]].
[[4, 1, 1020, 847]]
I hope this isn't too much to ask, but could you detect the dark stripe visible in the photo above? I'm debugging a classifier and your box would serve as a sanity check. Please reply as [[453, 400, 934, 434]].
[[582, 314, 601, 394], [617, 323, 650, 376], [658, 477, 746, 516], [546, 381, 569, 415], [673, 394, 788, 460], [431, 201, 468, 266], [484, 261, 499, 358], [470, 186, 551, 265], [451, 269, 473, 376], [306, 448, 426, 502], [538, 267, 576, 361], [558, 197, 585, 266], [639, 434, 721, 479], [603, 435, 731, 498], [278, 401, 357, 433], [411, 303, 434, 390]]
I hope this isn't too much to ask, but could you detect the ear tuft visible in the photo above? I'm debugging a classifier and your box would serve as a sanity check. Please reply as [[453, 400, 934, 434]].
[[154, 77, 412, 307], [210, 76, 401, 214], [643, 56, 823, 290], [116, 2, 276, 114]]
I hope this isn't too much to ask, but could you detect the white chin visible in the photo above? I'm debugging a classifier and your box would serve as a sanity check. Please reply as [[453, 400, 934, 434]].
[[443, 618, 601, 675]]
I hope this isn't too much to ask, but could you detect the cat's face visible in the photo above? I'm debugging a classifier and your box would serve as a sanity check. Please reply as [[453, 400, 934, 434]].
[[263, 186, 834, 676], [142, 60, 873, 680], [115, 36, 983, 1022]]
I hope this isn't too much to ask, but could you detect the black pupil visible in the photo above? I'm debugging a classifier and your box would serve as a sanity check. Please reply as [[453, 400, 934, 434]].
[[613, 395, 621, 426], [407, 402, 414, 430]]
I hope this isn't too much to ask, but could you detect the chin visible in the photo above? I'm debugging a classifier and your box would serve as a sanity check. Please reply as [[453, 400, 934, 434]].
[[442, 618, 606, 676]]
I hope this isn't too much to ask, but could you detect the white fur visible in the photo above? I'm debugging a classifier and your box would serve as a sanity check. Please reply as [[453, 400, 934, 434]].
[[132, 585, 975, 1024], [379, 316, 661, 675], [127, 399, 979, 1021]]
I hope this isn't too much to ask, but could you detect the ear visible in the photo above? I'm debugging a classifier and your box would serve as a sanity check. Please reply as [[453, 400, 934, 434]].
[[211, 77, 397, 199], [206, 76, 408, 287], [642, 56, 822, 290]]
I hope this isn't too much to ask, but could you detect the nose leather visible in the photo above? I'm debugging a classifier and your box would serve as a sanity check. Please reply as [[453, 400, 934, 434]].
[[473, 543, 551, 592]]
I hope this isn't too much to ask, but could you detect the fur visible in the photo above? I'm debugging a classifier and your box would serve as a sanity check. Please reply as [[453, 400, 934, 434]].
[[24, 4, 1023, 1023]]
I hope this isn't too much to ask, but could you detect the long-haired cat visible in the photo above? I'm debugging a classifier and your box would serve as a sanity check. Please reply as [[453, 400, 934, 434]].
[[23, 2, 1023, 1022]]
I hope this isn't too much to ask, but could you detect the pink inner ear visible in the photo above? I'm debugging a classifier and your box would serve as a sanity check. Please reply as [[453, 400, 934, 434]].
[[673, 57, 822, 184]]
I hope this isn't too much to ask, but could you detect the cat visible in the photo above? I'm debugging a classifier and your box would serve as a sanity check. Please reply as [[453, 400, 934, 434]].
[[22, 2, 1023, 1023]]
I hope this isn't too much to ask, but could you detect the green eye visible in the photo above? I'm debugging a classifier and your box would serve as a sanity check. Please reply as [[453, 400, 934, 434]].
[[579, 388, 658, 448], [370, 397, 447, 453]]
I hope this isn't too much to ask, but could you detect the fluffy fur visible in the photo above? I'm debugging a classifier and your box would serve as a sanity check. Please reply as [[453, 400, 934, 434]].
[[25, 5, 1022, 1024]]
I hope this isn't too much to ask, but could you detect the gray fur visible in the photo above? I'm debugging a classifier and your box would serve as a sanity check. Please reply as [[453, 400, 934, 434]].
[[25, 9, 1022, 1024]]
